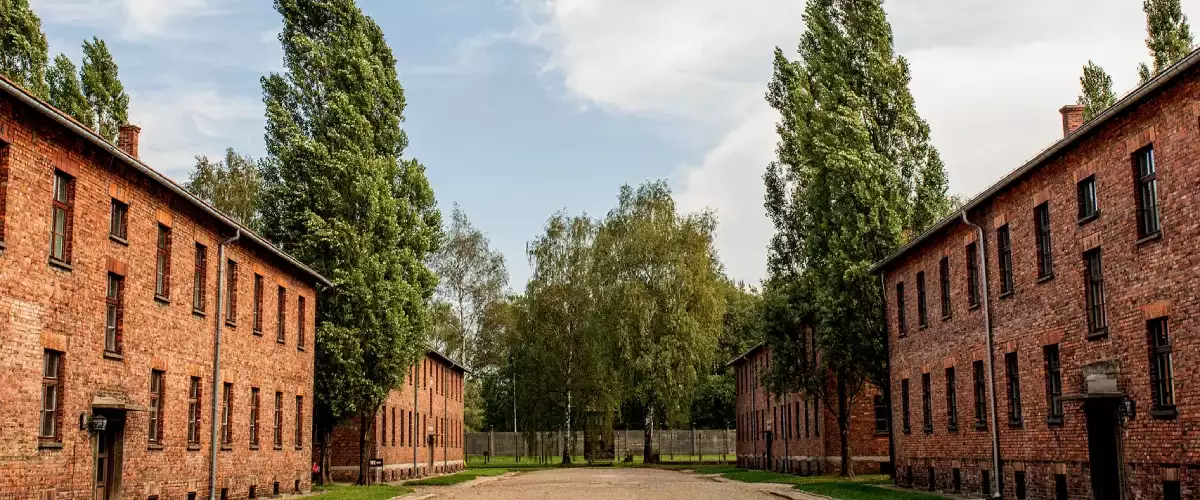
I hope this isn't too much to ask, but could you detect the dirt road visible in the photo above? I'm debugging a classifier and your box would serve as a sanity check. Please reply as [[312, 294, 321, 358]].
[[410, 467, 818, 500]]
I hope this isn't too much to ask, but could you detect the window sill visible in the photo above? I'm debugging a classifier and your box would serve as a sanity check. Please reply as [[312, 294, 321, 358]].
[[1077, 212, 1100, 226], [296, 445, 304, 450], [253, 329, 264, 337], [1047, 417, 1064, 427], [1086, 328, 1109, 341], [902, 429, 911, 435], [923, 427, 933, 435], [298, 346, 307, 352], [1151, 406, 1178, 419], [250, 444, 260, 450], [276, 338, 286, 345], [274, 445, 283, 451], [103, 351, 124, 361], [154, 294, 170, 305], [998, 290, 1014, 299], [941, 314, 952, 322], [110, 234, 129, 246], [37, 440, 64, 450], [187, 443, 202, 451], [874, 430, 889, 436], [48, 258, 73, 272], [1036, 273, 1054, 284], [898, 332, 907, 339], [974, 421, 987, 431], [193, 308, 207, 317], [918, 324, 927, 330], [1008, 420, 1024, 429], [1136, 232, 1163, 247], [220, 445, 233, 451], [225, 320, 237, 328], [967, 303, 980, 311], [147, 442, 164, 451]]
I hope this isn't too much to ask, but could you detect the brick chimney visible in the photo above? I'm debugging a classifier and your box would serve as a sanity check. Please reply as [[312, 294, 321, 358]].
[[1060, 104, 1085, 137], [117, 124, 141, 159]]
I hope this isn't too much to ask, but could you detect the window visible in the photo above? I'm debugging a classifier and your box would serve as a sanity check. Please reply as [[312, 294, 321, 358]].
[[946, 367, 958, 431], [148, 370, 164, 443], [381, 405, 387, 447], [295, 396, 304, 448], [253, 274, 264, 334], [225, 260, 238, 325], [939, 256, 951, 319], [901, 379, 911, 433], [392, 406, 396, 446], [916, 271, 927, 327], [49, 171, 74, 264], [193, 244, 207, 312], [297, 296, 306, 349], [155, 225, 171, 299], [276, 286, 286, 343], [1035, 203, 1053, 279], [921, 373, 933, 434], [997, 225, 1013, 295], [1044, 345, 1063, 425], [0, 144, 8, 242], [250, 387, 260, 446], [1077, 175, 1098, 221], [1006, 352, 1022, 426], [1134, 146, 1160, 238], [973, 360, 986, 429], [896, 282, 907, 335], [188, 377, 202, 445], [109, 199, 127, 241], [1084, 249, 1107, 337], [966, 243, 979, 308], [408, 410, 413, 445], [105, 273, 124, 354], [952, 468, 961, 492], [221, 383, 233, 445], [40, 350, 62, 440], [1148, 318, 1176, 417], [274, 391, 283, 448]]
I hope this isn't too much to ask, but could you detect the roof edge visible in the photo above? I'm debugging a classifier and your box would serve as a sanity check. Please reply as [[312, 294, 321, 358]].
[[0, 75, 332, 287], [426, 348, 470, 374], [725, 342, 765, 368], [871, 46, 1200, 274]]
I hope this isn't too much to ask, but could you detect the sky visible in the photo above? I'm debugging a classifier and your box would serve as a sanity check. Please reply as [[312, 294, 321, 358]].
[[28, 0, 1200, 290]]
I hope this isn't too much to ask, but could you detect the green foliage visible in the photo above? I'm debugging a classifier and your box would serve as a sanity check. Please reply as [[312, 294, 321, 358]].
[[1078, 61, 1116, 122], [1138, 0, 1194, 83], [185, 148, 264, 230], [46, 54, 91, 128], [403, 467, 511, 486], [689, 373, 735, 429], [593, 181, 726, 454], [311, 483, 412, 500], [258, 0, 441, 483], [798, 482, 950, 500], [430, 204, 508, 371], [762, 0, 951, 477], [80, 37, 129, 142], [0, 0, 49, 97]]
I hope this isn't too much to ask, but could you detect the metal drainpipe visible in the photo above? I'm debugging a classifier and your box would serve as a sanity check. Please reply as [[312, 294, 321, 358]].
[[208, 230, 240, 500], [960, 212, 1002, 499], [414, 364, 420, 476]]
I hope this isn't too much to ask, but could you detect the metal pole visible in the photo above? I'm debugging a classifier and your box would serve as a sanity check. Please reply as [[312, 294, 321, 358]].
[[208, 230, 239, 500], [414, 362, 420, 477]]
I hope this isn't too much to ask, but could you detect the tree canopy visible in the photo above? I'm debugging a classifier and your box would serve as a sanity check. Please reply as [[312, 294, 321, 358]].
[[186, 148, 264, 230], [1138, 0, 1194, 82], [1078, 61, 1116, 122], [0, 0, 49, 97], [80, 37, 129, 142]]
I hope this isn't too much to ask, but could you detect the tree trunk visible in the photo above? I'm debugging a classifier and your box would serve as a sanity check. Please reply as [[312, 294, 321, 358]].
[[318, 429, 332, 485], [837, 377, 854, 479], [563, 390, 573, 464], [643, 407, 655, 463], [357, 409, 373, 485]]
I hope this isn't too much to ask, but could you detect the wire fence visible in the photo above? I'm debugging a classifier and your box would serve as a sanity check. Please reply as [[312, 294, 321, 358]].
[[466, 429, 736, 463]]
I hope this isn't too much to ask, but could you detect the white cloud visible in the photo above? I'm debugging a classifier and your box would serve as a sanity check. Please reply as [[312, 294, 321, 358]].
[[522, 0, 1200, 284], [31, 0, 212, 39], [128, 88, 264, 181]]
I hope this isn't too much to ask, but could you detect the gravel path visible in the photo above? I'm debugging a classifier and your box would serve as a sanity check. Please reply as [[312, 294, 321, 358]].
[[410, 467, 820, 500]]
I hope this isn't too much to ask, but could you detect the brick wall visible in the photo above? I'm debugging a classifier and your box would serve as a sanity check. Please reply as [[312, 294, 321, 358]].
[[880, 60, 1200, 499], [0, 87, 317, 499], [326, 352, 466, 482], [732, 345, 889, 475]]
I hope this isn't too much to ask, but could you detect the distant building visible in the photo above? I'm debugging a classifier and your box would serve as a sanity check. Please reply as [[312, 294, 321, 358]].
[[0, 74, 327, 499], [729, 343, 890, 474], [326, 350, 467, 482], [873, 45, 1200, 500]]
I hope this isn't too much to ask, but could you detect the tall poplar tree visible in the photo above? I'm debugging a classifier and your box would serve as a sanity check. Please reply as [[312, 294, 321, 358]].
[[1138, 0, 1194, 83], [762, 0, 952, 477], [592, 181, 725, 463], [80, 37, 129, 142], [1078, 61, 1116, 122], [46, 54, 92, 127], [0, 0, 49, 97], [258, 0, 441, 485]]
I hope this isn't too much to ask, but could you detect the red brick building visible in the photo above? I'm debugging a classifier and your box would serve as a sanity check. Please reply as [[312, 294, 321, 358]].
[[0, 75, 327, 499], [730, 343, 890, 475], [874, 49, 1200, 500], [326, 350, 466, 483]]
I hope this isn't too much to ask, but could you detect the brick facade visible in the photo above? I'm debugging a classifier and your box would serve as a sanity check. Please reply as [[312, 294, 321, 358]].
[[730, 344, 890, 475], [877, 51, 1200, 499], [0, 77, 323, 498], [326, 351, 466, 483]]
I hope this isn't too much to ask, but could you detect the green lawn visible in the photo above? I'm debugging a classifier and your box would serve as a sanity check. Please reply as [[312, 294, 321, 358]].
[[403, 467, 517, 486], [797, 481, 951, 500], [310, 483, 413, 500], [674, 468, 948, 500], [467, 454, 734, 467]]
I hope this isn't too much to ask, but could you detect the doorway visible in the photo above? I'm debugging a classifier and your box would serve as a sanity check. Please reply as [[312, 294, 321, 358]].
[[94, 412, 125, 500], [1084, 400, 1121, 500]]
